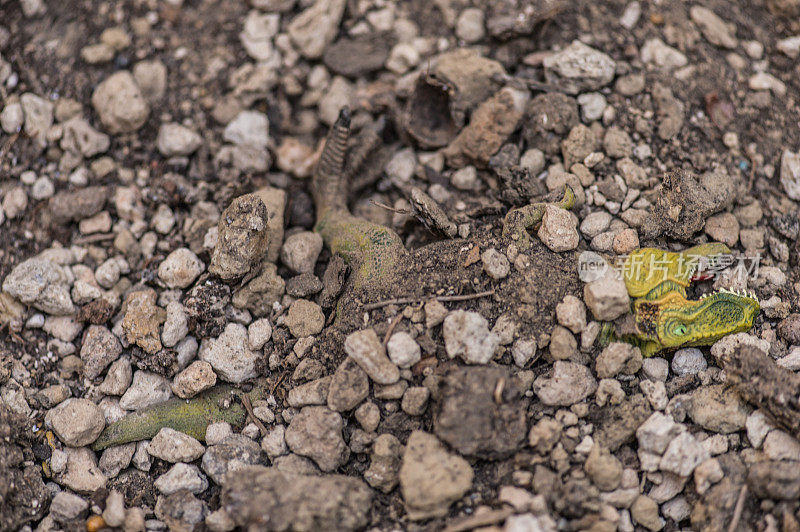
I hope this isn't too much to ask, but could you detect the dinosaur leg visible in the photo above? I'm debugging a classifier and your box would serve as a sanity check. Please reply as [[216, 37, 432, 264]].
[[502, 185, 575, 251]]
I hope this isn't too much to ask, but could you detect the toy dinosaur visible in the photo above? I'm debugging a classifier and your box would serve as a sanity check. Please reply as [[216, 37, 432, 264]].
[[91, 108, 579, 448], [607, 244, 760, 357]]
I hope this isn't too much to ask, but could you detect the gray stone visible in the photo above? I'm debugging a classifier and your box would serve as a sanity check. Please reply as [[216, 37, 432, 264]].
[[584, 272, 629, 321], [533, 361, 597, 406], [690, 6, 737, 48], [199, 323, 260, 383], [287, 0, 346, 58], [280, 231, 323, 274], [148, 427, 205, 463], [670, 348, 707, 376], [202, 434, 263, 484], [60, 117, 110, 157], [46, 398, 105, 447], [386, 332, 421, 369], [50, 491, 89, 522], [223, 110, 269, 148], [327, 357, 369, 412], [80, 325, 122, 380], [2, 258, 75, 315], [344, 328, 400, 384], [538, 204, 579, 251], [443, 310, 500, 365], [155, 463, 209, 495], [158, 248, 204, 289], [364, 433, 403, 493], [119, 371, 172, 410], [285, 406, 349, 472], [172, 360, 216, 399], [660, 432, 709, 477], [220, 465, 371, 530], [91, 71, 149, 133], [21, 92, 53, 149], [399, 430, 473, 520], [543, 40, 616, 94], [99, 357, 133, 396], [780, 149, 800, 200]]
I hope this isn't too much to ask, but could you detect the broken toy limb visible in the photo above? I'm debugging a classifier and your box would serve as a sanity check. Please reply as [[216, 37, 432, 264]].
[[502, 184, 575, 251], [92, 381, 269, 451]]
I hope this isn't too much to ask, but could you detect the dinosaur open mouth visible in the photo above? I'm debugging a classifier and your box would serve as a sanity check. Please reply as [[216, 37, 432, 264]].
[[697, 287, 759, 301]]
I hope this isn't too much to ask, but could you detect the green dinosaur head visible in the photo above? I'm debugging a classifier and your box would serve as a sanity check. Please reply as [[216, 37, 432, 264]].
[[634, 288, 760, 352]]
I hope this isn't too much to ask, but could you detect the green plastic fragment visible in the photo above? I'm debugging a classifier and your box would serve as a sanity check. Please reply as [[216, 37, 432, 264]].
[[92, 381, 268, 451]]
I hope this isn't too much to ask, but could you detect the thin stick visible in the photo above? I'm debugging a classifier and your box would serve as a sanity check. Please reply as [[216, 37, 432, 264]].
[[0, 131, 20, 163], [241, 395, 267, 437], [72, 232, 116, 245], [369, 199, 409, 214], [727, 485, 748, 532], [363, 289, 496, 311], [383, 314, 403, 346]]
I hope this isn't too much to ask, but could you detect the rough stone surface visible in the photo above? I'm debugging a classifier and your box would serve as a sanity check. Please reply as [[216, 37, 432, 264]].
[[284, 299, 325, 338], [285, 406, 349, 472], [202, 435, 263, 485], [2, 258, 75, 315], [148, 428, 205, 463], [689, 385, 748, 433], [199, 323, 260, 384], [45, 398, 105, 447], [344, 328, 400, 384], [327, 357, 369, 412], [80, 325, 122, 380], [119, 371, 172, 410], [543, 40, 616, 94], [538, 204, 579, 252], [91, 71, 149, 133], [158, 248, 204, 289], [443, 310, 500, 364], [220, 465, 372, 530], [434, 366, 528, 459], [533, 361, 597, 406], [399, 431, 474, 520]]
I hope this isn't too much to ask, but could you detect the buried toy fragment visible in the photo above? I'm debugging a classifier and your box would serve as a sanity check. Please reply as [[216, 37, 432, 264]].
[[92, 381, 268, 451]]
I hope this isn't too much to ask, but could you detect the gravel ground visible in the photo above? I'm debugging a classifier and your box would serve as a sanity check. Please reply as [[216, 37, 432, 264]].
[[2, 0, 800, 530]]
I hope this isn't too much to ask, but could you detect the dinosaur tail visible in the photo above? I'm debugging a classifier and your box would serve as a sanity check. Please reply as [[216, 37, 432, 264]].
[[312, 108, 351, 215]]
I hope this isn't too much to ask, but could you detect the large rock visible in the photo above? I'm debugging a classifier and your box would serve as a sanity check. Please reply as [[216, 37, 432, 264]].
[[209, 192, 272, 280], [780, 149, 800, 200], [442, 310, 500, 365], [80, 325, 122, 380], [2, 257, 75, 315], [45, 398, 105, 447], [221, 465, 372, 530], [689, 384, 748, 433], [199, 323, 260, 384], [287, 0, 346, 59], [534, 361, 597, 406], [434, 366, 528, 459], [399, 431, 473, 520], [285, 406, 349, 472], [543, 40, 616, 94], [91, 71, 150, 133]]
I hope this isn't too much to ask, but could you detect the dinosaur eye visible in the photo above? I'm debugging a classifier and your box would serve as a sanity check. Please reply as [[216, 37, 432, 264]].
[[673, 323, 687, 336]]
